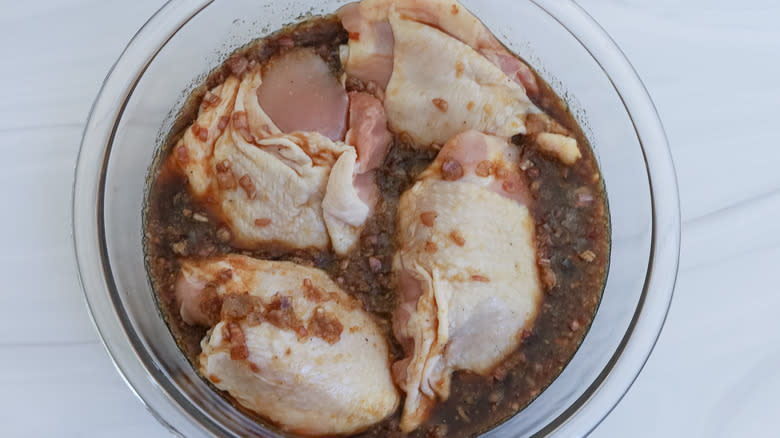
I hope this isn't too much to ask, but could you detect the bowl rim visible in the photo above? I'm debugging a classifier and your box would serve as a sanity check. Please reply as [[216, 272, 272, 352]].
[[72, 0, 681, 436]]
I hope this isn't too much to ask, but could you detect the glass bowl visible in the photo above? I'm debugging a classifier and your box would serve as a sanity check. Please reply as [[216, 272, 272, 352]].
[[73, 0, 680, 437]]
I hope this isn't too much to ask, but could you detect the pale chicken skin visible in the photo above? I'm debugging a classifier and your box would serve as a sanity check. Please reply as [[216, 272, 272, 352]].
[[322, 150, 381, 254], [175, 255, 400, 436], [392, 131, 543, 432], [174, 76, 242, 198], [170, 48, 393, 254], [384, 12, 541, 146]]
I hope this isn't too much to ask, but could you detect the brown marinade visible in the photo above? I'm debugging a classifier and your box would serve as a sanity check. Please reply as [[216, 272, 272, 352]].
[[144, 15, 609, 438]]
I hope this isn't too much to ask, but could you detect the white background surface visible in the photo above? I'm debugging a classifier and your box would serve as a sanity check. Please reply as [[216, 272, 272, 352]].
[[2, 1, 779, 437]]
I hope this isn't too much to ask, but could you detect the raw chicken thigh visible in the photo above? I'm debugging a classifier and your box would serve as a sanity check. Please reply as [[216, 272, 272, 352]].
[[169, 48, 393, 254], [338, 0, 539, 96], [175, 255, 400, 436], [211, 63, 350, 250], [384, 12, 541, 146], [392, 130, 543, 432], [339, 0, 579, 162]]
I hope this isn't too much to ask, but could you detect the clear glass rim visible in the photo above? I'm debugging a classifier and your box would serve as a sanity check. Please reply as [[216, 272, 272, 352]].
[[72, 0, 681, 437]]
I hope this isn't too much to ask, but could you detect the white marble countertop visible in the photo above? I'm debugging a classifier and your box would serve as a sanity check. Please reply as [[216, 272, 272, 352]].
[[2, 1, 779, 437]]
